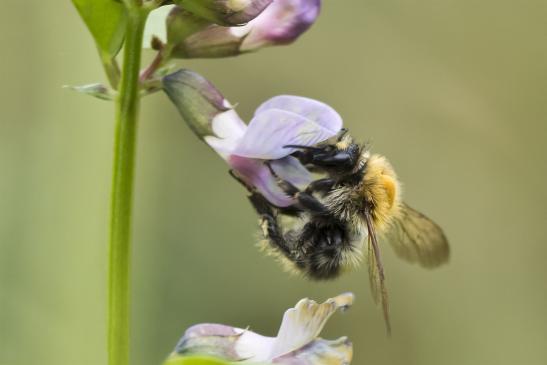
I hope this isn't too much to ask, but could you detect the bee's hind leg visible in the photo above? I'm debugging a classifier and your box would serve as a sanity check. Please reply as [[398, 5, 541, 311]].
[[248, 193, 295, 258]]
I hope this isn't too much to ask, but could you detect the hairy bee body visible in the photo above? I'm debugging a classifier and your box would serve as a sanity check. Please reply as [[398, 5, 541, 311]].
[[241, 131, 449, 331]]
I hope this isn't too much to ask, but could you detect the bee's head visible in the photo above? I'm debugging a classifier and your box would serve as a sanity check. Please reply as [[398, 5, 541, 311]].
[[309, 133, 363, 175], [285, 130, 363, 176]]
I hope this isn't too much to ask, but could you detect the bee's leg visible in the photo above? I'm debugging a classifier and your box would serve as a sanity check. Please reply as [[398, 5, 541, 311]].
[[248, 193, 295, 258], [229, 169, 254, 192], [304, 178, 336, 195], [265, 162, 329, 215], [278, 180, 329, 215]]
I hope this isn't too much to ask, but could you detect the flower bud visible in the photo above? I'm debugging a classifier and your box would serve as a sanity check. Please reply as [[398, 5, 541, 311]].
[[172, 0, 321, 58], [175, 0, 273, 26]]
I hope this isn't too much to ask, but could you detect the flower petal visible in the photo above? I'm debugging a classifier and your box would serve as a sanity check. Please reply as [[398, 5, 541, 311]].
[[171, 294, 354, 365], [233, 109, 337, 160], [255, 95, 342, 134], [270, 156, 312, 187], [228, 156, 294, 207], [269, 293, 354, 359], [205, 135, 240, 160], [143, 5, 176, 47], [271, 337, 352, 365]]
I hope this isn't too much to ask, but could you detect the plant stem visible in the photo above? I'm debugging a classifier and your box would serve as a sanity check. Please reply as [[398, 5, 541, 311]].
[[108, 8, 148, 365], [100, 51, 121, 89]]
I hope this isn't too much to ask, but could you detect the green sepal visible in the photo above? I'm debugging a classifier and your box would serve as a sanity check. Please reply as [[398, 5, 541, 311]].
[[166, 7, 211, 49], [65, 83, 116, 101], [172, 0, 232, 26], [162, 69, 230, 139]]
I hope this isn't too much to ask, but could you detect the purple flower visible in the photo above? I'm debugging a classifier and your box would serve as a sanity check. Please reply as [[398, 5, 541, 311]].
[[144, 0, 321, 58], [162, 69, 342, 206], [170, 293, 354, 365]]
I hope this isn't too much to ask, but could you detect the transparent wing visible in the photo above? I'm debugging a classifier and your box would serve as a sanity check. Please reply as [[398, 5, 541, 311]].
[[364, 211, 391, 335], [385, 203, 450, 268]]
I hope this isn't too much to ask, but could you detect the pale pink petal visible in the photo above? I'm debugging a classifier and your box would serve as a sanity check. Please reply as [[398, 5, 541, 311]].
[[233, 109, 337, 159], [270, 156, 312, 187], [241, 0, 321, 51], [255, 95, 342, 134], [228, 156, 294, 207]]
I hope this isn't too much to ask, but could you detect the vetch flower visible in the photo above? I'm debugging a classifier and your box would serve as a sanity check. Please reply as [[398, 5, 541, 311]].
[[144, 0, 321, 58], [162, 69, 342, 206], [179, 0, 320, 58], [168, 293, 354, 365]]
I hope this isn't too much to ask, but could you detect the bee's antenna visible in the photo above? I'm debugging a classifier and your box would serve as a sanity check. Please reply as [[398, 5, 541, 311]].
[[283, 145, 324, 151]]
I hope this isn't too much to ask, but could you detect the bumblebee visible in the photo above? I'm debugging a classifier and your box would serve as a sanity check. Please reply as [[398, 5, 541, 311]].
[[235, 129, 449, 332]]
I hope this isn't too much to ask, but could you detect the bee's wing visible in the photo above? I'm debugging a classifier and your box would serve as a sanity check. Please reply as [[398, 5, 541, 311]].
[[364, 210, 391, 335], [385, 203, 450, 268]]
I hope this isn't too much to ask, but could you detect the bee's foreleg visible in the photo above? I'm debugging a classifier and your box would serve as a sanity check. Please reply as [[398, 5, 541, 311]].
[[264, 161, 329, 215], [275, 179, 329, 215], [304, 178, 336, 195]]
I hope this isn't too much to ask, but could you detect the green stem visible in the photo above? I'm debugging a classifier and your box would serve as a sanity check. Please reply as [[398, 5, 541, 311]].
[[100, 51, 121, 89], [108, 8, 148, 365]]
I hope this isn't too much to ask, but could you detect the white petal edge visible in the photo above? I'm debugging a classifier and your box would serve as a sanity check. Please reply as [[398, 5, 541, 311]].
[[143, 5, 175, 48], [269, 293, 354, 359], [211, 109, 247, 139]]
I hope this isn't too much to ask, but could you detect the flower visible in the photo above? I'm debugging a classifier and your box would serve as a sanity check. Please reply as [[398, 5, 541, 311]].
[[144, 0, 321, 58], [162, 69, 342, 207], [169, 293, 354, 365], [180, 0, 320, 58]]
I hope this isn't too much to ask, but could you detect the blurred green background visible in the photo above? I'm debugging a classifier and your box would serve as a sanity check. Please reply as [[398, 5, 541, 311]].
[[1, 1, 547, 364]]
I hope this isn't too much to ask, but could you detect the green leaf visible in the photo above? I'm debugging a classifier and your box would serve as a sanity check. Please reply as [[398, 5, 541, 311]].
[[163, 355, 230, 365], [72, 0, 127, 57]]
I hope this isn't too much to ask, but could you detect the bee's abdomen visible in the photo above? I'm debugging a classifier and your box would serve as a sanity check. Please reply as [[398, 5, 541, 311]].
[[297, 219, 361, 280]]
